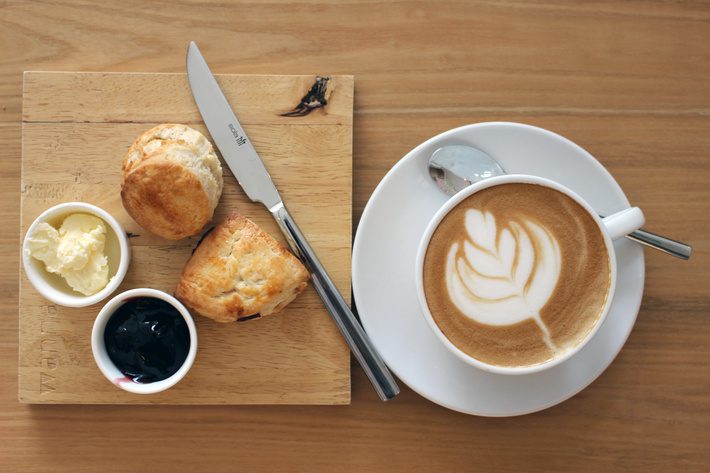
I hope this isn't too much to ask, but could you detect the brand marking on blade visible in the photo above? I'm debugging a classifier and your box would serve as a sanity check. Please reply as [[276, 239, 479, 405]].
[[228, 123, 247, 146]]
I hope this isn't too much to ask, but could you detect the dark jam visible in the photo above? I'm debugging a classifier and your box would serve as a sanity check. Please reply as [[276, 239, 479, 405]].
[[104, 297, 191, 384]]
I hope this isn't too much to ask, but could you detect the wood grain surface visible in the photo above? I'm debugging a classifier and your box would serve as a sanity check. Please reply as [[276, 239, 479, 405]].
[[20, 71, 353, 404], [2, 0, 709, 471]]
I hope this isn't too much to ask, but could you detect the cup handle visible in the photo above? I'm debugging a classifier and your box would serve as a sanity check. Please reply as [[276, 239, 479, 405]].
[[601, 207, 645, 241]]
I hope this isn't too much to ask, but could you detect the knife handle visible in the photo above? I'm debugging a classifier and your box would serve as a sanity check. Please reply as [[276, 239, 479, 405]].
[[271, 203, 400, 401]]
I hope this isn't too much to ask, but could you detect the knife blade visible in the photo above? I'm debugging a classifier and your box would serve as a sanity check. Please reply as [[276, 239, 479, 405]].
[[186, 42, 400, 401], [185, 43, 281, 210]]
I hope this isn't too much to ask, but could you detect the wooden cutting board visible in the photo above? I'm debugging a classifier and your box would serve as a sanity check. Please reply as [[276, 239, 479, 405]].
[[19, 71, 353, 404]]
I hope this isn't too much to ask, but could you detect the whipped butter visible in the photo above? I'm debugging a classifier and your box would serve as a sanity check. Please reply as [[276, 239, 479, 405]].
[[27, 213, 110, 296]]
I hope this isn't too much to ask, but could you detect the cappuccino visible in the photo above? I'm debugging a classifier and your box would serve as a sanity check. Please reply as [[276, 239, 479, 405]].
[[423, 183, 611, 368]]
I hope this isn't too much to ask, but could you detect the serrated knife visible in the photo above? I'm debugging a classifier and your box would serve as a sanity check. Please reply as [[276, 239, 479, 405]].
[[186, 42, 399, 401]]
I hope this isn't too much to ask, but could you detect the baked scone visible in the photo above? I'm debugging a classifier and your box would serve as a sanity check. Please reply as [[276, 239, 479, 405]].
[[121, 124, 223, 240], [175, 212, 310, 322]]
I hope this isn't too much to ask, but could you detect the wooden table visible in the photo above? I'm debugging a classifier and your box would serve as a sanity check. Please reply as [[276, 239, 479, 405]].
[[2, 1, 708, 471]]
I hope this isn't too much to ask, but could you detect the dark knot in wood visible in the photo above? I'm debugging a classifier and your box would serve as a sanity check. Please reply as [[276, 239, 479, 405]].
[[281, 76, 332, 117]]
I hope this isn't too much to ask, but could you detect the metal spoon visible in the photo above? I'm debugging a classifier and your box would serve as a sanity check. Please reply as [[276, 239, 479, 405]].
[[428, 145, 692, 260]]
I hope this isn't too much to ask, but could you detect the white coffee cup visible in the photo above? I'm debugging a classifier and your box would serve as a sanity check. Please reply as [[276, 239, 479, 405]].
[[415, 174, 645, 375]]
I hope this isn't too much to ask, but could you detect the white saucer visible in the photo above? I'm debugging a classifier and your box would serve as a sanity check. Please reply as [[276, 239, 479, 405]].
[[352, 122, 645, 416]]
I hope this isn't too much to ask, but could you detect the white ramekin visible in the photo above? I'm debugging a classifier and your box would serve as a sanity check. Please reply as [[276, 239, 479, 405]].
[[91, 288, 198, 394], [22, 202, 131, 307]]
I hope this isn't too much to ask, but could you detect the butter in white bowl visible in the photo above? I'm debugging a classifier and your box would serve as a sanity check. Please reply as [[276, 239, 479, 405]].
[[22, 202, 131, 308], [27, 214, 110, 296]]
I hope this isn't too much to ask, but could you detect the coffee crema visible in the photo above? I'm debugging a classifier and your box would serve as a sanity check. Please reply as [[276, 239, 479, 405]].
[[423, 183, 612, 368]]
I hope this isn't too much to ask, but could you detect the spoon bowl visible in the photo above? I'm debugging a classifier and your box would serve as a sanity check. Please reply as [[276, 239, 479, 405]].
[[429, 145, 505, 195]]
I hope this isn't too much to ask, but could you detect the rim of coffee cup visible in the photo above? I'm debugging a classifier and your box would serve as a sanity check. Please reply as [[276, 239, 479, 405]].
[[415, 174, 618, 376], [91, 288, 198, 394]]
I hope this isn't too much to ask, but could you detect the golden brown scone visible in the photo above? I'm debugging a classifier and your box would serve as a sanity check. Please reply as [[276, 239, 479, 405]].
[[175, 212, 310, 322], [121, 124, 223, 240]]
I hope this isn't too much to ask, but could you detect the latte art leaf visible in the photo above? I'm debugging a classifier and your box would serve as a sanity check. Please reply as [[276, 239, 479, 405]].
[[445, 209, 562, 350]]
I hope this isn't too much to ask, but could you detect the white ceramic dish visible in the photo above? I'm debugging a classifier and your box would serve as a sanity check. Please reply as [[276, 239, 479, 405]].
[[22, 202, 130, 307], [92, 288, 198, 394], [352, 122, 645, 416], [415, 173, 644, 375]]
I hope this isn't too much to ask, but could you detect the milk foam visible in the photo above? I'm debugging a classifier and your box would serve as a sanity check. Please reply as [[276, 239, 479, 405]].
[[445, 209, 562, 349]]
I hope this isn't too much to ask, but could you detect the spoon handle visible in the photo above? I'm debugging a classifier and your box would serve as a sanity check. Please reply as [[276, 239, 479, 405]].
[[624, 228, 692, 260]]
